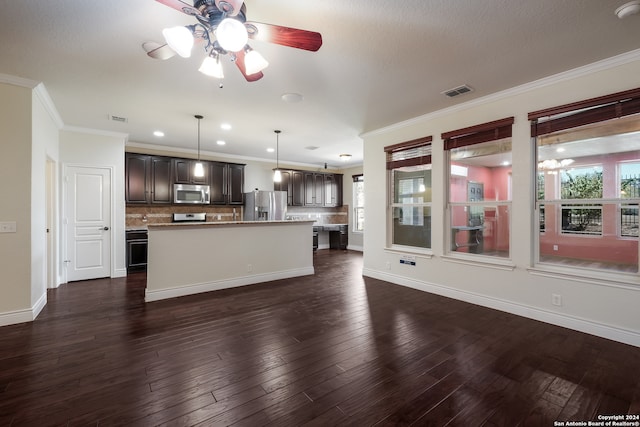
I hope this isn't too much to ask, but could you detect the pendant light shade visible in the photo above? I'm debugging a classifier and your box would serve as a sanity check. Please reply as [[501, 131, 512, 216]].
[[273, 130, 282, 183], [194, 115, 205, 178]]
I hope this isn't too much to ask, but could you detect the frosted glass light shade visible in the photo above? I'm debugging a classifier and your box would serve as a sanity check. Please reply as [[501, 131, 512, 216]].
[[216, 18, 248, 52], [244, 50, 269, 75], [193, 162, 205, 178], [162, 26, 194, 58], [273, 169, 282, 183], [199, 56, 224, 78]]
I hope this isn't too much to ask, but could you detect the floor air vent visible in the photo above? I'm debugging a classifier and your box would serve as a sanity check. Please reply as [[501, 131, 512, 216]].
[[442, 85, 473, 98]]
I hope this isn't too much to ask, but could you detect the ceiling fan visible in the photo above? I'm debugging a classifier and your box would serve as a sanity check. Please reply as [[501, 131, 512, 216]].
[[148, 0, 323, 82]]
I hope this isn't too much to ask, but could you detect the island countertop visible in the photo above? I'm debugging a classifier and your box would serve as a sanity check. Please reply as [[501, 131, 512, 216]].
[[147, 219, 316, 229]]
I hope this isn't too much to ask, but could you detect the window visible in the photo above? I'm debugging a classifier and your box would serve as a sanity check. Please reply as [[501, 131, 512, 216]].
[[530, 87, 640, 275], [386, 137, 432, 249], [559, 165, 603, 235], [443, 117, 514, 259], [353, 174, 364, 232], [620, 162, 640, 237]]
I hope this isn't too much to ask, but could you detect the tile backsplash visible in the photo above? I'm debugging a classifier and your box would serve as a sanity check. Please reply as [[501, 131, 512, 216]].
[[126, 204, 349, 228], [126, 205, 242, 229]]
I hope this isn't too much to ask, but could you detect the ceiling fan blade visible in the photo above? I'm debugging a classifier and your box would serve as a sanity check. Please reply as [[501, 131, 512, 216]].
[[235, 49, 264, 82], [246, 22, 322, 52], [143, 42, 177, 60], [215, 0, 244, 17], [155, 0, 201, 17]]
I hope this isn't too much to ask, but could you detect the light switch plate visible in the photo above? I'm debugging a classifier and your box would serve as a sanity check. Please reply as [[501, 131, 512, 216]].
[[0, 221, 17, 233]]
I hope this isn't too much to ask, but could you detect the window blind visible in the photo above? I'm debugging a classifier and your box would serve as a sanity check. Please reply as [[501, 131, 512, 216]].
[[442, 117, 514, 151], [529, 87, 640, 137], [384, 136, 432, 170]]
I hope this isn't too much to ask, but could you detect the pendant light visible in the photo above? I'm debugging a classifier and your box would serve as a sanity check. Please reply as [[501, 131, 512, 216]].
[[273, 130, 282, 183], [193, 115, 205, 178]]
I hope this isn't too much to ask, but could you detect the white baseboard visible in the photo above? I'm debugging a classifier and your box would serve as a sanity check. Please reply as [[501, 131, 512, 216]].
[[0, 292, 48, 327], [145, 266, 315, 302], [347, 244, 363, 252], [112, 268, 127, 278], [363, 268, 640, 348]]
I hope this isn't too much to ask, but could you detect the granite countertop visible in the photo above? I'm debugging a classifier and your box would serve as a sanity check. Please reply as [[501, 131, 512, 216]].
[[147, 219, 316, 229]]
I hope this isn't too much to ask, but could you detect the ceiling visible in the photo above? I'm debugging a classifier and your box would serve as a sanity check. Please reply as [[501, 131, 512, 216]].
[[1, 1, 640, 169]]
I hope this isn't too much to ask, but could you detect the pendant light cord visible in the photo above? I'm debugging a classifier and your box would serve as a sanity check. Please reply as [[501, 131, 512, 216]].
[[275, 129, 281, 168], [195, 114, 203, 161]]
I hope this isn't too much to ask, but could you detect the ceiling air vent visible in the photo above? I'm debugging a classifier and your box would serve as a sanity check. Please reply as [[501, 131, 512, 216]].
[[108, 114, 128, 123], [305, 146, 319, 150], [442, 85, 473, 98]]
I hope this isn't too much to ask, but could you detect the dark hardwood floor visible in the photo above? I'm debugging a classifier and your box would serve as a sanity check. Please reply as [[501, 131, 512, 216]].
[[1, 250, 639, 426]]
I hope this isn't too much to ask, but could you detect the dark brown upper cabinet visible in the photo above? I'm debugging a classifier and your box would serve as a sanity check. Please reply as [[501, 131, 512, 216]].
[[125, 153, 172, 205]]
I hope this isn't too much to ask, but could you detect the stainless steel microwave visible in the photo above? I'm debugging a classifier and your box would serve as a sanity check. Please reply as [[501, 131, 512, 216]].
[[174, 184, 210, 204]]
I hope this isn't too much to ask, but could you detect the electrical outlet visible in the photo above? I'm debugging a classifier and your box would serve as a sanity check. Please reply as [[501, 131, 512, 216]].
[[385, 261, 391, 270], [247, 264, 253, 272], [217, 214, 221, 220], [0, 222, 17, 233], [552, 294, 562, 306], [553, 245, 558, 251]]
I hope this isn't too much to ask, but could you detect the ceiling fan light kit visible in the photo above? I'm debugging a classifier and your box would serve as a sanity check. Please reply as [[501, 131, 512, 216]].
[[154, 0, 322, 82]]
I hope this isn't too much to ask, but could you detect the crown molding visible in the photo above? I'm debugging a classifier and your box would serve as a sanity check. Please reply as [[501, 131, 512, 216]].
[[63, 125, 129, 141], [125, 140, 333, 169], [362, 48, 640, 138], [0, 73, 39, 89], [33, 83, 64, 129]]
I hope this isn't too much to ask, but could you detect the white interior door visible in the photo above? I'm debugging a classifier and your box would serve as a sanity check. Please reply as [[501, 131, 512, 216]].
[[65, 166, 111, 282]]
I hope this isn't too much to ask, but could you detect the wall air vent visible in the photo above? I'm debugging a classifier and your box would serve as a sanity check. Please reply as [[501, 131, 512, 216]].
[[108, 114, 128, 123], [442, 85, 474, 98]]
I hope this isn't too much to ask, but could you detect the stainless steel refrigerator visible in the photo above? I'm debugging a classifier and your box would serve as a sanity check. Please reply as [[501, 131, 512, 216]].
[[243, 190, 287, 221]]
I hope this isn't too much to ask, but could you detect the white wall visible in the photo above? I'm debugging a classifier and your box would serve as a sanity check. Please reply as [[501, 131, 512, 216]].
[[362, 51, 640, 346], [0, 83, 32, 322], [31, 85, 60, 305], [0, 79, 60, 326], [60, 129, 127, 279]]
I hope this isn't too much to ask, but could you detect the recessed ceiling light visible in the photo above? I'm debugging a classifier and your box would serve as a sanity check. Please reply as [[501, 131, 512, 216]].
[[615, 1, 640, 18], [217, 140, 226, 145], [221, 123, 232, 130], [556, 147, 565, 153], [153, 130, 165, 137], [281, 93, 303, 103], [267, 147, 275, 153]]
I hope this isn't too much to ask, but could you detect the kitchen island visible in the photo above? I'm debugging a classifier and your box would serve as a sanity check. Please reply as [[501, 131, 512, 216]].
[[145, 220, 315, 302]]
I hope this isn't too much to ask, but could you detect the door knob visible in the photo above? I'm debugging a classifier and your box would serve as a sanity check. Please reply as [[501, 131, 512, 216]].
[[101, 226, 110, 231]]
